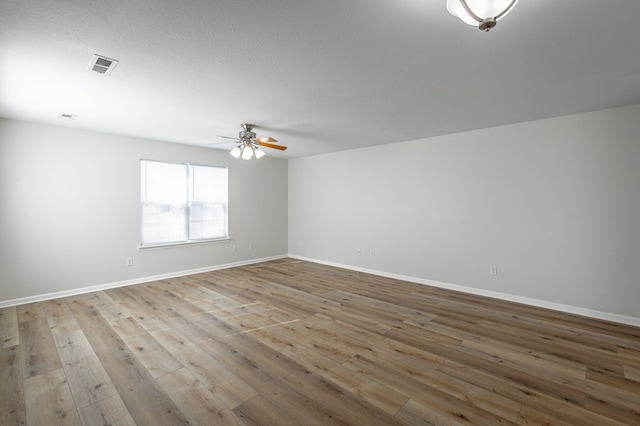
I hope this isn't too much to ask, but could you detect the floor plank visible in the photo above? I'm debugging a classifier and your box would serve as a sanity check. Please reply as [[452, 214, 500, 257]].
[[0, 305, 19, 348], [19, 317, 62, 379], [156, 367, 244, 425], [0, 345, 26, 425], [23, 368, 79, 425], [76, 394, 136, 426], [50, 328, 119, 408]]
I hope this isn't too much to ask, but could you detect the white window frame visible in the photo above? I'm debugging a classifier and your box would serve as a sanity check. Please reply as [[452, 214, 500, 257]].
[[139, 159, 229, 249]]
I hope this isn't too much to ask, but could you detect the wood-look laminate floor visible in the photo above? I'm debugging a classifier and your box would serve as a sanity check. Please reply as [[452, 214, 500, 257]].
[[2, 258, 640, 425]]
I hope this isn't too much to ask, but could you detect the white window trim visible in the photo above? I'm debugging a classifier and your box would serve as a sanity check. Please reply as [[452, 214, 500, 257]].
[[139, 159, 229, 249], [138, 237, 232, 251]]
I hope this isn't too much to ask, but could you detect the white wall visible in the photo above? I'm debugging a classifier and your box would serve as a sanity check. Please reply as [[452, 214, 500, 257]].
[[4, 105, 640, 320], [289, 104, 640, 320], [0, 118, 288, 303]]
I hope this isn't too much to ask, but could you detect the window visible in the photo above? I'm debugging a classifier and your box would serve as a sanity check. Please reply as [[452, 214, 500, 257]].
[[140, 160, 228, 247]]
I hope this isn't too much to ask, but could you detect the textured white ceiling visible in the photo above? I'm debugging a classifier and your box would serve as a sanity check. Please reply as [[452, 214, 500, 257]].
[[1, 1, 640, 158]]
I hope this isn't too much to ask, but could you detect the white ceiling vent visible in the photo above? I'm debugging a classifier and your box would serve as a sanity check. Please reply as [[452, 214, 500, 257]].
[[88, 54, 118, 75], [58, 113, 76, 121]]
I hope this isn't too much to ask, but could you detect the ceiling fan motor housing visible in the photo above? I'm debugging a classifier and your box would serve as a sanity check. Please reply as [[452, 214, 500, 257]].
[[239, 130, 256, 140], [239, 123, 256, 140]]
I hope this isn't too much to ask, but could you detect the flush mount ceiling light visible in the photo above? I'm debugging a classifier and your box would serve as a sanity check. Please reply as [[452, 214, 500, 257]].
[[447, 0, 519, 31]]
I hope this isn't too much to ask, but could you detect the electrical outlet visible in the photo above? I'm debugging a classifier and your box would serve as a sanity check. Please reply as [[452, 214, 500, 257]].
[[369, 250, 375, 257], [249, 243, 254, 250], [232, 245, 237, 252], [126, 257, 133, 266], [489, 265, 497, 275]]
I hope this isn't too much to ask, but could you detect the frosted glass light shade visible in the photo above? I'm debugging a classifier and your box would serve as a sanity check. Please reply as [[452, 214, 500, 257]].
[[241, 145, 254, 160], [447, 0, 518, 27], [254, 148, 266, 159], [229, 146, 241, 158]]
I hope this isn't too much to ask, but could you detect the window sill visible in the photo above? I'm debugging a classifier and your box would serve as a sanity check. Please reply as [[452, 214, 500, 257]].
[[138, 237, 231, 251]]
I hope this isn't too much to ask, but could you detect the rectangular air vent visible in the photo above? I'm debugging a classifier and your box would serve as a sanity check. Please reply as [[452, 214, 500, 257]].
[[58, 113, 76, 121], [88, 54, 118, 75]]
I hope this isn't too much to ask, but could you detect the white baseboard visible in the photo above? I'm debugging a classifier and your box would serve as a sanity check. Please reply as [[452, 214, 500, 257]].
[[288, 254, 640, 328], [5, 253, 639, 328], [0, 255, 287, 309]]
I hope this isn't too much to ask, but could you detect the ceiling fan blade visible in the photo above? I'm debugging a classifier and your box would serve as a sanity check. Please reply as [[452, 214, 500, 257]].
[[253, 136, 278, 143], [257, 141, 287, 151], [207, 136, 238, 146]]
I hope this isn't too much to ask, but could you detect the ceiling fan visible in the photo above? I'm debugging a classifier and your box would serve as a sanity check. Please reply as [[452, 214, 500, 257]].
[[219, 123, 287, 160]]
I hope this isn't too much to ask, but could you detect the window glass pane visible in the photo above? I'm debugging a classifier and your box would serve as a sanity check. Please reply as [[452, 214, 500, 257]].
[[141, 203, 187, 244], [189, 202, 227, 240], [191, 165, 227, 203], [141, 160, 188, 244], [189, 165, 228, 240], [142, 161, 187, 203]]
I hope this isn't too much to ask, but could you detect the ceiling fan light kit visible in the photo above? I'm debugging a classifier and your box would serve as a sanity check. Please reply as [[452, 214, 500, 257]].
[[223, 123, 287, 160], [447, 0, 519, 31]]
